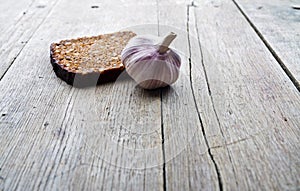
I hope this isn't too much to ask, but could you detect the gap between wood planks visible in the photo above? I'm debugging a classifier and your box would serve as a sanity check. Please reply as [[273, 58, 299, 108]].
[[157, 0, 224, 190], [232, 0, 300, 92], [187, 1, 224, 191], [0, 0, 61, 81], [157, 0, 167, 190], [3, 0, 297, 189]]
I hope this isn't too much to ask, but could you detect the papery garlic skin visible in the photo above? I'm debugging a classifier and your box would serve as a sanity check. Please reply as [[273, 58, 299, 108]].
[[121, 34, 181, 89]]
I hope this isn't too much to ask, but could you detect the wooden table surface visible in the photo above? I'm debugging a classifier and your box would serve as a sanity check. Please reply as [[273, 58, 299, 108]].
[[0, 0, 299, 190]]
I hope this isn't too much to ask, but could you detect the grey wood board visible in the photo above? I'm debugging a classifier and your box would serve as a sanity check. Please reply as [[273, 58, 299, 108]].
[[0, 0, 164, 190], [157, 0, 220, 190], [0, 0, 60, 79], [234, 0, 300, 88], [1, 0, 299, 190], [192, 0, 300, 190], [0, 0, 32, 32]]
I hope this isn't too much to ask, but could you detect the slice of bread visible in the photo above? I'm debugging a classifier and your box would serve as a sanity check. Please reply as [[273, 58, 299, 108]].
[[50, 31, 136, 87]]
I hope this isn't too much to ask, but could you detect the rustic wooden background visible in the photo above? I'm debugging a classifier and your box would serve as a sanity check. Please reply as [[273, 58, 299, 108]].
[[0, 0, 299, 190]]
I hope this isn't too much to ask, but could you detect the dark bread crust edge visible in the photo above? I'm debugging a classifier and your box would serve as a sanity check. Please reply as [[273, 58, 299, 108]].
[[50, 43, 125, 88]]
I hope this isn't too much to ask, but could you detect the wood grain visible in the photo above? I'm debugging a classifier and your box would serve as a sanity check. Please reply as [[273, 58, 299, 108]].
[[0, 0, 60, 79], [0, 0, 299, 190], [157, 0, 220, 190], [0, 0, 164, 190], [192, 0, 300, 190], [0, 0, 32, 32], [234, 0, 300, 89]]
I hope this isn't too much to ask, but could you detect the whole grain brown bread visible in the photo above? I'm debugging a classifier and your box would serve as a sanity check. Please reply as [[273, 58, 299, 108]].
[[50, 31, 136, 87]]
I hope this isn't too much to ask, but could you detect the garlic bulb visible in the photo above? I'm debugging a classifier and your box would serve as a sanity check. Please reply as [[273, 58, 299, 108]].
[[121, 32, 181, 89]]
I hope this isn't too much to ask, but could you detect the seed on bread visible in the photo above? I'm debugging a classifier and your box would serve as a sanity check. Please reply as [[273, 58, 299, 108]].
[[50, 31, 136, 87]]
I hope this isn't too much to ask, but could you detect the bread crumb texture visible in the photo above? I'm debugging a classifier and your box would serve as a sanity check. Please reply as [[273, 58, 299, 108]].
[[51, 31, 136, 74]]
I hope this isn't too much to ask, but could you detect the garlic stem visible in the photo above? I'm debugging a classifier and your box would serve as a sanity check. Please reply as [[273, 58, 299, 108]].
[[158, 32, 177, 54]]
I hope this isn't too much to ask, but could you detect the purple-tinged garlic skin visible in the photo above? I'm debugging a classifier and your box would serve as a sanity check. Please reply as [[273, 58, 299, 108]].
[[121, 34, 181, 89]]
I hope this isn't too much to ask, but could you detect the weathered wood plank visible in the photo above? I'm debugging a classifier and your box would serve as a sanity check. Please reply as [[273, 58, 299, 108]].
[[158, 1, 236, 190], [0, 0, 60, 79], [234, 0, 300, 89], [192, 0, 300, 190], [1, 0, 299, 190], [0, 0, 32, 32], [0, 0, 164, 190]]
